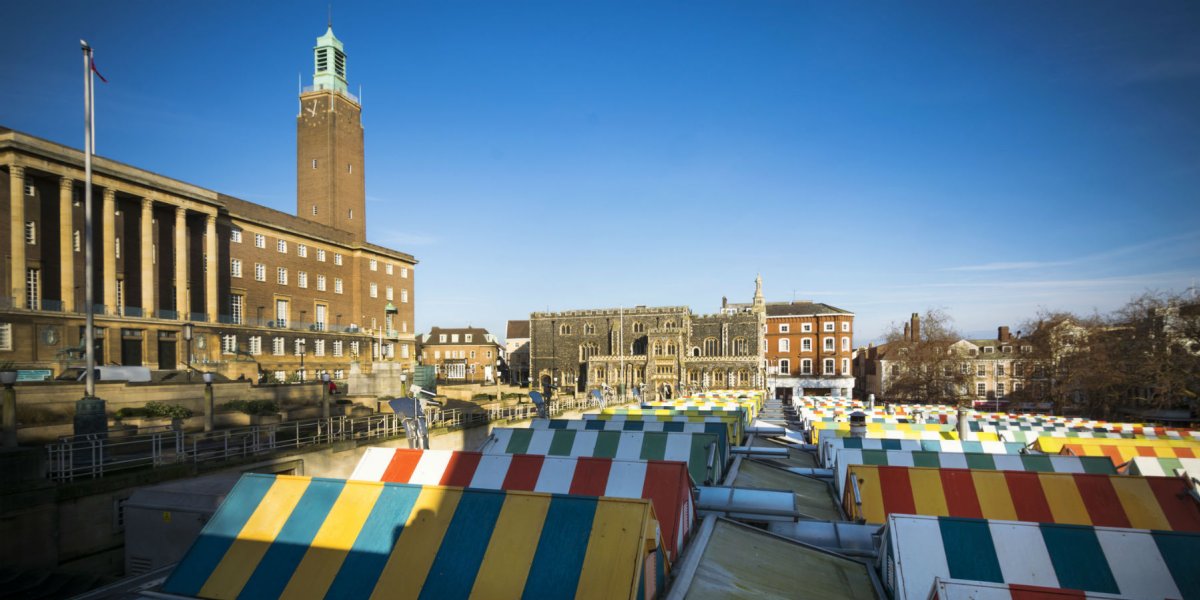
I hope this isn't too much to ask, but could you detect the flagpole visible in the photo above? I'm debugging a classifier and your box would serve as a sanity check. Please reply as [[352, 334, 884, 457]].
[[81, 40, 97, 401]]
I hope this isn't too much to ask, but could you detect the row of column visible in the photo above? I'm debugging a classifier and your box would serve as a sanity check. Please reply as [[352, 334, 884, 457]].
[[7, 163, 218, 322]]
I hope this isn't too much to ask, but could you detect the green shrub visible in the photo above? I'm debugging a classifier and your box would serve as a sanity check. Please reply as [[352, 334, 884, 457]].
[[471, 393, 495, 402], [219, 400, 278, 416], [117, 401, 193, 419]]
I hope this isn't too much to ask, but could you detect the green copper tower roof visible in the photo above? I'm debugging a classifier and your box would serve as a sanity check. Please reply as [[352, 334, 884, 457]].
[[312, 26, 348, 94]]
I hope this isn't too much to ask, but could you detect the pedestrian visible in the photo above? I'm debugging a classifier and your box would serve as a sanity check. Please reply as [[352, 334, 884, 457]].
[[328, 379, 338, 395]]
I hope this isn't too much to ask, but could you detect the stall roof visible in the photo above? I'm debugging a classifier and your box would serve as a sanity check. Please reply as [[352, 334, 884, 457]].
[[731, 460, 841, 521]]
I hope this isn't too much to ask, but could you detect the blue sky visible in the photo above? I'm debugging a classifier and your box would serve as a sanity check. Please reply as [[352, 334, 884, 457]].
[[3, 1, 1198, 343]]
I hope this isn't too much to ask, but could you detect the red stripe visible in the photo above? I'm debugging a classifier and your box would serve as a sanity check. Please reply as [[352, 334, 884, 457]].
[[1004, 471, 1055, 523], [1135, 446, 1158, 457], [1009, 583, 1088, 599], [501, 454, 545, 491], [1146, 477, 1200, 532], [641, 461, 689, 560], [876, 466, 916, 518], [439, 451, 483, 487], [380, 449, 423, 483], [1072, 474, 1130, 528], [568, 457, 612, 496], [1176, 447, 1197, 458], [939, 468, 983, 519]]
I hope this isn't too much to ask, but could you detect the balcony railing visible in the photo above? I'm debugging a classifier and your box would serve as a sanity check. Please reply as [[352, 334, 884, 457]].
[[156, 309, 178, 320]]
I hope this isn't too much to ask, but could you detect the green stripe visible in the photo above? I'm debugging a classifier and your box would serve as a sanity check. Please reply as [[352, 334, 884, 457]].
[[911, 451, 941, 469], [640, 433, 667, 460], [939, 518, 1003, 583], [1151, 530, 1200, 599], [592, 431, 620, 458], [690, 436, 712, 485], [965, 453, 996, 470], [1020, 453, 1053, 472], [548, 429, 577, 455], [505, 429, 534, 454], [863, 450, 890, 466], [1080, 457, 1117, 475], [1040, 524, 1119, 594]]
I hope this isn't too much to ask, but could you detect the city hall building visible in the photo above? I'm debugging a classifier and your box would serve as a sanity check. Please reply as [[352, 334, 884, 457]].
[[0, 27, 417, 383]]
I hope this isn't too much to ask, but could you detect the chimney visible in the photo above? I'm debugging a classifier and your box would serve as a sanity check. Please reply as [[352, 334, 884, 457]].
[[903, 323, 910, 341], [722, 296, 727, 308], [998, 326, 1011, 342], [910, 313, 921, 342]]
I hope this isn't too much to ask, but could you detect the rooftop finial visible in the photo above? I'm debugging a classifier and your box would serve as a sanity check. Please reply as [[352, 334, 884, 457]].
[[328, 3, 333, 28]]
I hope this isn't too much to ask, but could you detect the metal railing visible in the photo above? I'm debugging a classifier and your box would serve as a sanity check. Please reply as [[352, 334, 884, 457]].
[[45, 393, 633, 482]]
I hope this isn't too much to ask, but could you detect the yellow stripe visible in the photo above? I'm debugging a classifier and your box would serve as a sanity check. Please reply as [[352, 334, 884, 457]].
[[369, 486, 463, 600], [971, 470, 1018, 521], [468, 493, 551, 599], [848, 465, 886, 523], [199, 476, 310, 600], [1036, 437, 1200, 454], [575, 498, 651, 600], [909, 467, 950, 517], [278, 480, 385, 600], [1110, 476, 1171, 530], [1037, 473, 1091, 526]]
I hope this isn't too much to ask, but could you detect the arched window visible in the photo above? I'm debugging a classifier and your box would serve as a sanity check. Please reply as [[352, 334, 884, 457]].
[[692, 347, 701, 357], [580, 343, 598, 361], [560, 324, 572, 335], [704, 338, 718, 356], [632, 337, 648, 355], [663, 320, 675, 329], [712, 369, 726, 386], [632, 322, 645, 333], [688, 370, 700, 383], [666, 343, 676, 355], [733, 337, 748, 356], [737, 370, 749, 385], [653, 342, 661, 356], [779, 339, 790, 352], [584, 323, 596, 335]]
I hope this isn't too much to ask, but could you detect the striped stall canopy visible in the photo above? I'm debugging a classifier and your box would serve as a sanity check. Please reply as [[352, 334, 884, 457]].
[[881, 514, 1200, 600], [929, 578, 1130, 600], [988, 429, 1134, 445], [843, 464, 1200, 531], [818, 438, 1025, 469], [1123, 456, 1200, 478], [831, 449, 1116, 498], [642, 401, 759, 422], [1034, 436, 1200, 455], [813, 428, 1002, 452], [162, 474, 664, 600], [586, 410, 745, 444], [530, 419, 730, 463], [1040, 438, 1200, 468], [349, 448, 694, 563], [481, 428, 725, 485]]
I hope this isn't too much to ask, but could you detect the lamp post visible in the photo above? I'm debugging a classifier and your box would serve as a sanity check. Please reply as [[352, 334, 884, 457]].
[[183, 322, 194, 382], [321, 372, 331, 419], [202, 372, 215, 432], [1, 369, 18, 447]]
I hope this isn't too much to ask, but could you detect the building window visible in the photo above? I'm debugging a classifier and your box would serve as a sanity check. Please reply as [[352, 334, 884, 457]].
[[823, 337, 834, 352], [465, 334, 473, 343], [334, 253, 343, 266], [230, 294, 244, 325], [369, 283, 378, 298], [316, 275, 326, 291], [275, 299, 289, 328], [977, 383, 987, 397], [560, 324, 572, 335], [632, 322, 645, 333], [230, 228, 242, 243], [334, 278, 343, 294], [434, 350, 441, 360], [996, 364, 1006, 377], [385, 286, 393, 301], [778, 338, 790, 352], [439, 334, 447, 343], [312, 159, 318, 169], [221, 335, 237, 355], [401, 267, 408, 278], [801, 323, 812, 333], [0, 323, 12, 351], [255, 234, 265, 248], [231, 258, 242, 278], [962, 363, 971, 375], [584, 323, 596, 335], [350, 341, 359, 357], [272, 337, 285, 356], [317, 249, 326, 262], [348, 209, 354, 220], [277, 239, 287, 253], [25, 221, 35, 245], [114, 237, 121, 259], [733, 337, 748, 356], [254, 263, 265, 282], [842, 358, 850, 375], [779, 324, 790, 333], [248, 336, 262, 355], [74, 230, 81, 252], [841, 337, 850, 351], [298, 244, 307, 258], [277, 267, 288, 285], [823, 358, 835, 374], [704, 338, 718, 356], [1014, 381, 1023, 393], [824, 322, 835, 332], [294, 338, 306, 357], [401, 344, 410, 358], [297, 272, 308, 289], [997, 382, 1006, 397], [385, 263, 393, 275], [983, 346, 995, 354], [401, 289, 408, 303], [25, 268, 39, 309], [977, 364, 986, 377], [314, 339, 325, 357], [778, 359, 790, 374], [333, 340, 343, 357], [842, 322, 850, 332], [802, 338, 812, 352], [369, 259, 378, 271]]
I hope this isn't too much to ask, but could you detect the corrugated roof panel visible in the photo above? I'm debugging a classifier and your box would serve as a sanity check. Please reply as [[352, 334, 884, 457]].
[[731, 460, 840, 521], [845, 464, 1200, 531], [161, 474, 660, 600], [883, 514, 1200, 600], [349, 448, 693, 565]]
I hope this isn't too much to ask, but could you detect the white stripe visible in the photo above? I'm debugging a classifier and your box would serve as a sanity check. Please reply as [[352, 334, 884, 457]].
[[483, 429, 513, 453], [615, 432, 643, 460], [528, 419, 552, 429], [532, 456, 577, 494], [940, 440, 964, 453], [525, 431, 556, 456], [1050, 456, 1085, 474], [938, 452, 969, 470], [349, 447, 395, 481], [605, 460, 648, 498], [470, 454, 513, 489], [988, 520, 1059, 588], [834, 449, 864, 498], [664, 433, 695, 463], [1095, 527, 1181, 599], [889, 451, 915, 468], [889, 515, 950, 600], [571, 430, 600, 457], [408, 450, 454, 486], [990, 454, 1024, 471]]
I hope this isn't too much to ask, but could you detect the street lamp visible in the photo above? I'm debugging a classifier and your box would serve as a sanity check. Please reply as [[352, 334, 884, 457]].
[[183, 322, 194, 382], [202, 372, 215, 432]]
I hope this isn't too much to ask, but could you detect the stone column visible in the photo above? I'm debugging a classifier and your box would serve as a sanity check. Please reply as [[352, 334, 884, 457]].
[[204, 213, 218, 322], [59, 178, 75, 312], [140, 198, 155, 316], [174, 206, 188, 319], [9, 165, 25, 309], [102, 188, 117, 315]]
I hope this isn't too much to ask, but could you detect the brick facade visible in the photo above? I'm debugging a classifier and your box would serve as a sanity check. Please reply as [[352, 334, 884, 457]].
[[764, 301, 855, 398]]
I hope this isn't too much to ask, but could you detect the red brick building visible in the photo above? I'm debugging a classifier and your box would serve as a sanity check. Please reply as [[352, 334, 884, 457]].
[[764, 301, 855, 400]]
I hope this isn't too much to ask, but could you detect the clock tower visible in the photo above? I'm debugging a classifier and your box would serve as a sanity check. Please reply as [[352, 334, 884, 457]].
[[297, 26, 366, 241]]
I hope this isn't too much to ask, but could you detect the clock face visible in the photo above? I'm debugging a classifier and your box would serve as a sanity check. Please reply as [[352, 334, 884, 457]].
[[306, 99, 319, 117]]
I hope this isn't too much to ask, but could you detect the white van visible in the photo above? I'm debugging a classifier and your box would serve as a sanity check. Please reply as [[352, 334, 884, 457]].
[[59, 366, 153, 383]]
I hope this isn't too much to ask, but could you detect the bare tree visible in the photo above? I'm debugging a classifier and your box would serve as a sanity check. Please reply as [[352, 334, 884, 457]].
[[880, 308, 973, 406]]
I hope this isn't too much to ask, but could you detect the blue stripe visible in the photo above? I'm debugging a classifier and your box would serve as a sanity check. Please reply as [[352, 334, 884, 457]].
[[1040, 524, 1119, 594], [1151, 530, 1200, 600], [418, 489, 508, 600], [662, 421, 684, 433], [521, 495, 597, 600], [236, 478, 345, 600], [584, 419, 606, 430], [162, 474, 277, 596], [327, 484, 423, 600], [548, 420, 569, 430], [623, 420, 645, 431]]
